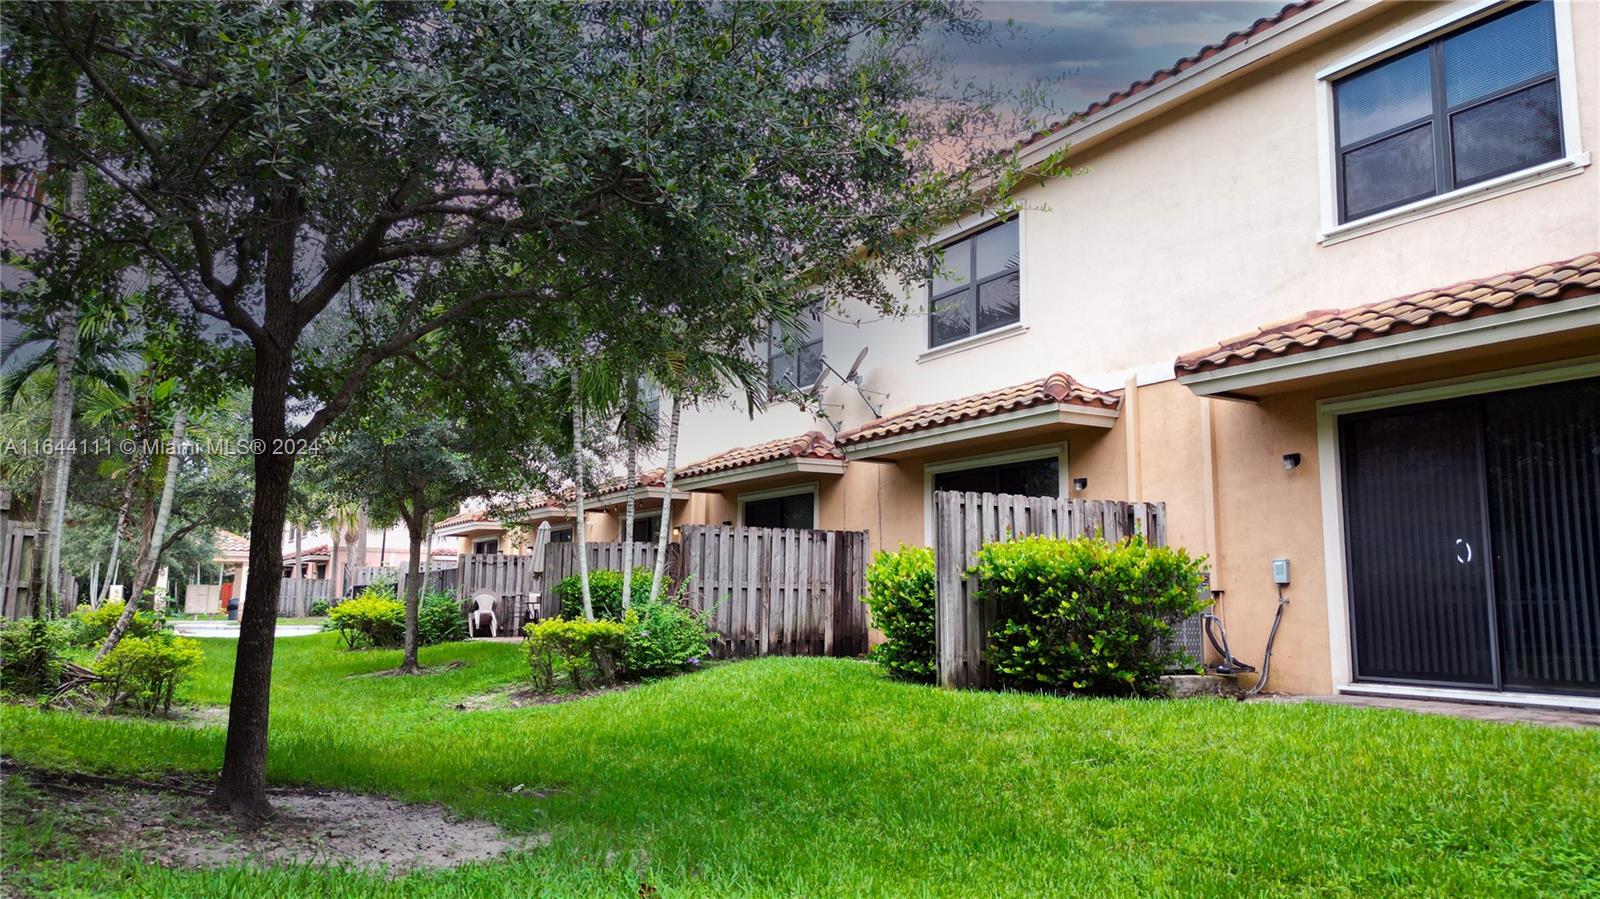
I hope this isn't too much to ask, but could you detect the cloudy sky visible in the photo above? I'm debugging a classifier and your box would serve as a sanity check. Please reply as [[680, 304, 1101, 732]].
[[958, 1, 1286, 122]]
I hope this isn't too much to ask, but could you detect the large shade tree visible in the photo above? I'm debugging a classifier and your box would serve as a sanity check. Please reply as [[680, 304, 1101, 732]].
[[3, 1, 1029, 818]]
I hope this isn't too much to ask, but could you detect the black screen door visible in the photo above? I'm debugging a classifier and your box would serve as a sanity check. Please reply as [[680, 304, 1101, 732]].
[[1483, 378, 1600, 695], [1341, 401, 1497, 686]]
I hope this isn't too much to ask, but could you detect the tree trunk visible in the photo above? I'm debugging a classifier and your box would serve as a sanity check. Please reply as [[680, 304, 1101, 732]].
[[97, 473, 135, 605], [292, 526, 305, 614], [211, 348, 295, 821], [571, 365, 593, 620], [399, 489, 425, 674], [649, 393, 682, 604], [620, 385, 638, 610], [328, 526, 341, 601], [96, 408, 185, 660], [353, 505, 369, 591], [30, 304, 79, 618]]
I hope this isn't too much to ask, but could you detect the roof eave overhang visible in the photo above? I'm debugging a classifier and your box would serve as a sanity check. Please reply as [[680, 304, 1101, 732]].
[[433, 520, 504, 539], [676, 457, 848, 491], [1177, 294, 1600, 399], [1016, 0, 1359, 170], [589, 486, 691, 509], [840, 404, 1119, 461]]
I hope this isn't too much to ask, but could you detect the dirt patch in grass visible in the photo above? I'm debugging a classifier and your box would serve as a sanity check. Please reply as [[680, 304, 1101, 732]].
[[2, 762, 548, 873], [452, 681, 638, 711]]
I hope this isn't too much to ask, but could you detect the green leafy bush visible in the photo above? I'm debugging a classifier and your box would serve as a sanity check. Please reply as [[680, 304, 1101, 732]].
[[94, 633, 204, 714], [307, 598, 332, 617], [67, 600, 162, 649], [554, 568, 654, 620], [621, 598, 714, 677], [862, 545, 936, 683], [417, 590, 466, 646], [328, 590, 406, 649], [974, 535, 1207, 697], [523, 617, 628, 691], [0, 618, 69, 696]]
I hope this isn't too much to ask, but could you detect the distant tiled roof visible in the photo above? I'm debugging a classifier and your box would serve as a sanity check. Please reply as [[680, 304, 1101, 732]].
[[214, 530, 249, 555], [1175, 252, 1600, 375], [835, 373, 1120, 448], [437, 509, 495, 528], [284, 542, 330, 561], [678, 432, 844, 481], [592, 468, 667, 497], [430, 547, 458, 559], [1014, 1, 1321, 153]]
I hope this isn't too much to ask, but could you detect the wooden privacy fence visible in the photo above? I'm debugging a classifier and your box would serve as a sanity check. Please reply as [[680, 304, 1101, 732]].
[[349, 563, 458, 599], [933, 491, 1167, 689], [538, 541, 660, 617], [676, 525, 869, 659], [278, 578, 334, 617]]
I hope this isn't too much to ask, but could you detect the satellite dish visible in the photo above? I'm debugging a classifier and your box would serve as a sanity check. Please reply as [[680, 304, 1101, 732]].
[[808, 365, 828, 395], [844, 346, 869, 383]]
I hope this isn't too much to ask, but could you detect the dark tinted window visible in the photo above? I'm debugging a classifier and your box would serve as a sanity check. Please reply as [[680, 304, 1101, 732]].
[[1334, 2, 1560, 222], [929, 218, 1019, 347], [549, 527, 573, 543], [629, 515, 661, 545], [933, 456, 1058, 498], [768, 304, 823, 394], [744, 492, 815, 529]]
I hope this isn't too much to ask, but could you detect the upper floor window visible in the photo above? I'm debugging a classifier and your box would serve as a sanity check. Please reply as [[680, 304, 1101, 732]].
[[1333, 1, 1561, 224], [929, 217, 1019, 348], [768, 302, 823, 394]]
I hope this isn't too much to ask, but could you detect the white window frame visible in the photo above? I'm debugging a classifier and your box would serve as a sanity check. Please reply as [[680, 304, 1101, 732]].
[[472, 537, 501, 555], [921, 443, 1068, 543], [737, 483, 820, 529], [548, 524, 574, 543], [1315, 0, 1588, 245], [1315, 357, 1600, 702]]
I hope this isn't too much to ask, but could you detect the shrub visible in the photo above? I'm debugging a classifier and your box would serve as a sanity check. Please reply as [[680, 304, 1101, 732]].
[[328, 590, 406, 649], [67, 600, 162, 649], [862, 545, 936, 683], [94, 633, 204, 714], [523, 617, 627, 691], [974, 535, 1207, 697], [621, 598, 714, 677], [417, 590, 466, 646], [307, 598, 332, 617], [0, 618, 69, 696], [554, 568, 654, 620]]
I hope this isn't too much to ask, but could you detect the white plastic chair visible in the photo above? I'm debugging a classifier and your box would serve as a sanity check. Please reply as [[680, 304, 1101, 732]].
[[470, 593, 499, 638]]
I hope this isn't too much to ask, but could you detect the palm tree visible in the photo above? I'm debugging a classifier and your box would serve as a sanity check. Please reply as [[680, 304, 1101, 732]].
[[1, 296, 138, 616]]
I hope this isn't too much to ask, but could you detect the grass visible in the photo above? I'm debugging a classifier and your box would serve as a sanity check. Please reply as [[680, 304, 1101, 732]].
[[4, 634, 1599, 897]]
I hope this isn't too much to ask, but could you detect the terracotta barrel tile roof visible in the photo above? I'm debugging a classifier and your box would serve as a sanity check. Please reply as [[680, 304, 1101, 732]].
[[835, 373, 1120, 448], [677, 432, 844, 481], [1175, 252, 1600, 375], [436, 509, 495, 528], [592, 467, 668, 497], [214, 530, 250, 555], [1014, 0, 1321, 153]]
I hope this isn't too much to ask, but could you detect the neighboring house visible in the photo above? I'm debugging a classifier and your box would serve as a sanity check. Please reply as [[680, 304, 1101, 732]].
[[573, 0, 1598, 705]]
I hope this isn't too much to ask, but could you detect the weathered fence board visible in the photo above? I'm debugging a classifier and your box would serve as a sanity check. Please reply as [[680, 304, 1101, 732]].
[[933, 492, 1168, 689], [277, 578, 335, 617], [677, 525, 868, 659]]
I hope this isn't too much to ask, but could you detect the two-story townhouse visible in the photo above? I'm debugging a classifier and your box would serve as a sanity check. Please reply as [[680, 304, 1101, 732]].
[[542, 0, 1600, 706]]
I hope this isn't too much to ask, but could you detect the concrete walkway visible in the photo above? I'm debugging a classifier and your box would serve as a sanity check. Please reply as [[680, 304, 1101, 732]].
[[1296, 694, 1600, 729]]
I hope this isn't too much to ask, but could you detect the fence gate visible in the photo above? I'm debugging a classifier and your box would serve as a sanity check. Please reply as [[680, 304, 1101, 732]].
[[933, 492, 1167, 689], [676, 525, 869, 659]]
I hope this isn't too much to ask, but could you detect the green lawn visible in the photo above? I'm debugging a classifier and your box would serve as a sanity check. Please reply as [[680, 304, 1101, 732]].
[[4, 634, 1598, 897]]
